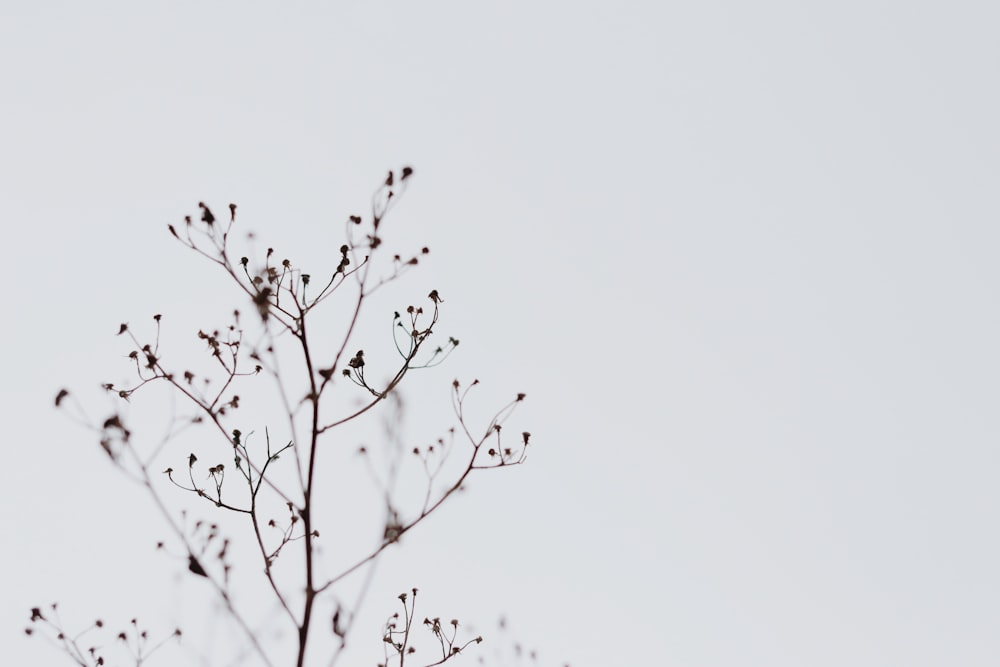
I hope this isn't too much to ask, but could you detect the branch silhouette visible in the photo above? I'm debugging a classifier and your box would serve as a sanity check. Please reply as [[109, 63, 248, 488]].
[[32, 169, 541, 667]]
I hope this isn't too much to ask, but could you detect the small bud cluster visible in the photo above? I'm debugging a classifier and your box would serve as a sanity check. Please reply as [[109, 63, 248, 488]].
[[25, 603, 180, 666], [380, 589, 483, 667]]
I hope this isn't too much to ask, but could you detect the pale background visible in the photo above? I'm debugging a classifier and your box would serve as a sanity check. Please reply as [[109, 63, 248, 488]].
[[3, 1, 999, 666]]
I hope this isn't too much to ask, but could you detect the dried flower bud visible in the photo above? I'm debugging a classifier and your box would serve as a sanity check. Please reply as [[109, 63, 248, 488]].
[[188, 555, 208, 577], [198, 202, 215, 225]]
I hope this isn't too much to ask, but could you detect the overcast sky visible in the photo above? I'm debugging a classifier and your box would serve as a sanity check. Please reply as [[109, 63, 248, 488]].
[[3, 1, 1000, 666]]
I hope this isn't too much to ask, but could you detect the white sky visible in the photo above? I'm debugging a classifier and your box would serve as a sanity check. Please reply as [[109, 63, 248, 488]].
[[3, 1, 999, 665]]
